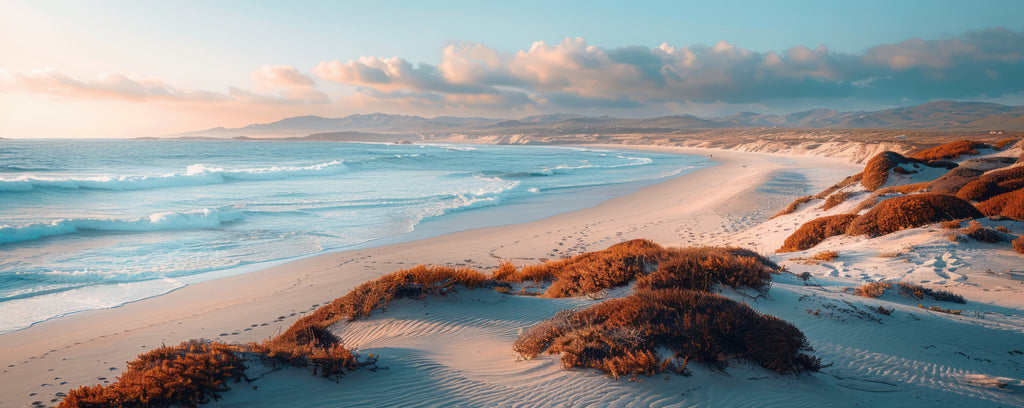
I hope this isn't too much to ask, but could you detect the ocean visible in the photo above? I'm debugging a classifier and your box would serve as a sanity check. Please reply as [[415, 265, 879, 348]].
[[0, 139, 712, 333]]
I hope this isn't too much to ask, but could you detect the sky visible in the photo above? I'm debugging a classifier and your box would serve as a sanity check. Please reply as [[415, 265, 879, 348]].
[[2, 0, 1024, 138]]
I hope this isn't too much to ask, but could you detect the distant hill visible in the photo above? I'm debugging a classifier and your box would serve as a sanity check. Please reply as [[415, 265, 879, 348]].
[[164, 100, 1024, 139], [169, 114, 504, 138], [232, 131, 418, 143]]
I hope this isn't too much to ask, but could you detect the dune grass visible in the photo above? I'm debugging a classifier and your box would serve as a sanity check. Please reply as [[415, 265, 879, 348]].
[[911, 140, 987, 161], [59, 340, 246, 408], [634, 247, 778, 294], [496, 239, 663, 297], [497, 240, 779, 297], [1013, 236, 1024, 254], [955, 165, 1024, 202], [846, 194, 983, 237], [956, 179, 1002, 202], [777, 214, 857, 252], [514, 288, 821, 379], [861, 152, 909, 191], [851, 282, 965, 304], [975, 189, 1024, 221], [940, 219, 964, 229], [995, 138, 1019, 150], [773, 195, 813, 218], [811, 250, 839, 261], [822, 191, 853, 210], [961, 220, 1008, 243]]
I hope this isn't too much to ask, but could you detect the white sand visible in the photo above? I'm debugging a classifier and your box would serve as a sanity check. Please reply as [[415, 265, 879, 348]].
[[3, 146, 1023, 407]]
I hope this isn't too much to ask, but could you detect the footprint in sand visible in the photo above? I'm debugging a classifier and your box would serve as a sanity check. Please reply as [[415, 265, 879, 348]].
[[921, 253, 964, 279]]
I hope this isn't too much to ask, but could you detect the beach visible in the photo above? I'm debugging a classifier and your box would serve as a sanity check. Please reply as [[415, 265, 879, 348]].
[[0, 147, 863, 406]]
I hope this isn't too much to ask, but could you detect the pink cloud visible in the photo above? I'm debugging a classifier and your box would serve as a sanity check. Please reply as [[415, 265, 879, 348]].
[[250, 65, 328, 103], [0, 68, 227, 102], [2, 66, 328, 105]]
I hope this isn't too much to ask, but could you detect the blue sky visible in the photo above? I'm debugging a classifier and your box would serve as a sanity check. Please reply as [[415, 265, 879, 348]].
[[3, 0, 1024, 137]]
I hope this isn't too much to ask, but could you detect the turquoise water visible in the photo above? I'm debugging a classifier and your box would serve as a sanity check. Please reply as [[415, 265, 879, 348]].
[[0, 139, 712, 332]]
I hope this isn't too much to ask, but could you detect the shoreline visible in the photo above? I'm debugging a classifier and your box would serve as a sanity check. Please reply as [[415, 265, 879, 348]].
[[0, 144, 710, 335], [0, 146, 857, 406]]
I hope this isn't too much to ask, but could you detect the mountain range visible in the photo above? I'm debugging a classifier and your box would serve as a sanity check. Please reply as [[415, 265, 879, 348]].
[[168, 101, 1024, 139]]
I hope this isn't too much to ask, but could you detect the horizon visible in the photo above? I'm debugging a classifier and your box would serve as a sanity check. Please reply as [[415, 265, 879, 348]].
[[3, 1, 1024, 138]]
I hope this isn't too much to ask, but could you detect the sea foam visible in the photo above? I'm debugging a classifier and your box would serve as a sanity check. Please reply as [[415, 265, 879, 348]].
[[0, 160, 347, 192], [0, 207, 245, 245]]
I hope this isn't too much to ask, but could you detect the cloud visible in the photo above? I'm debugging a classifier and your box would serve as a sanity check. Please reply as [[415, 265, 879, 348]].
[[250, 65, 328, 103], [315, 27, 1024, 111], [859, 27, 1024, 98], [0, 68, 228, 102], [7, 27, 1023, 117], [1, 66, 328, 105]]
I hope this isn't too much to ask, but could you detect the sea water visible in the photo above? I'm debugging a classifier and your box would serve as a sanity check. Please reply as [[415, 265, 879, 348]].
[[0, 139, 712, 333]]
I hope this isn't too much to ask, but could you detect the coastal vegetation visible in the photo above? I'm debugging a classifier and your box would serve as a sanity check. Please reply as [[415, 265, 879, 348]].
[[59, 341, 246, 408], [772, 195, 812, 218], [851, 281, 965, 304], [821, 191, 852, 210], [846, 194, 984, 237], [775, 139, 1024, 254], [513, 288, 821, 379], [58, 240, 821, 406], [910, 140, 988, 161], [777, 214, 857, 252]]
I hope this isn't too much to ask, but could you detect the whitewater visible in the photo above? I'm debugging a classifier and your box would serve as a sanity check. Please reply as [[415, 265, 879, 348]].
[[0, 139, 710, 333]]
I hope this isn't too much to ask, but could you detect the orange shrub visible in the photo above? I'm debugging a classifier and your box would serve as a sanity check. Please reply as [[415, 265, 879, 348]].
[[940, 219, 964, 229], [811, 250, 838, 261], [875, 182, 931, 196], [896, 282, 965, 304], [505, 239, 665, 297], [848, 195, 878, 214], [982, 166, 1024, 183], [911, 140, 986, 161], [975, 189, 1024, 221], [962, 220, 1006, 243], [59, 341, 246, 408], [995, 138, 1019, 150], [492, 259, 518, 281], [956, 179, 1002, 202], [243, 340, 361, 380], [777, 214, 857, 252], [497, 241, 777, 298], [287, 265, 492, 331], [851, 282, 965, 303], [635, 247, 777, 294], [999, 178, 1024, 192], [847, 194, 984, 237], [853, 282, 890, 298], [862, 152, 924, 191], [515, 288, 821, 378], [1013, 236, 1024, 254], [822, 192, 853, 210], [773, 195, 812, 218]]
